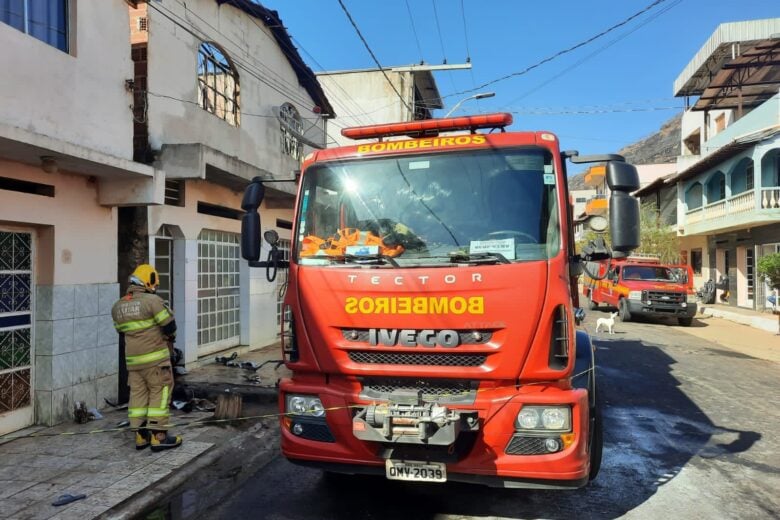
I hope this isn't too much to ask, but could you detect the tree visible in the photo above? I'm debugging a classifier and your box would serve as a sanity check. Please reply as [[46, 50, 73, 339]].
[[757, 252, 780, 334], [576, 202, 680, 263], [757, 253, 780, 290], [633, 203, 680, 263]]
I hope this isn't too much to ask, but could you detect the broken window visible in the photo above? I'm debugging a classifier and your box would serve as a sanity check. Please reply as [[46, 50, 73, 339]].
[[279, 102, 303, 161], [197, 41, 240, 126]]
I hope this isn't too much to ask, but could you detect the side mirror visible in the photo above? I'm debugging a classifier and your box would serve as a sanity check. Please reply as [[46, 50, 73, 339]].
[[607, 161, 640, 253], [241, 178, 266, 262]]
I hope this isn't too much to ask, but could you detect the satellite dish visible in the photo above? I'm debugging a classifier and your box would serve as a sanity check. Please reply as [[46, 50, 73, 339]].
[[273, 106, 325, 150]]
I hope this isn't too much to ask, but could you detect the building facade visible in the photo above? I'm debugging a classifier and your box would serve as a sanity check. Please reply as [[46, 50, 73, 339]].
[[672, 19, 780, 310], [0, 0, 160, 432], [0, 0, 333, 433], [127, 0, 333, 374]]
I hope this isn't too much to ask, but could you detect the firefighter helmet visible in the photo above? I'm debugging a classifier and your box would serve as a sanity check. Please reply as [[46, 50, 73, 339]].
[[129, 264, 159, 291]]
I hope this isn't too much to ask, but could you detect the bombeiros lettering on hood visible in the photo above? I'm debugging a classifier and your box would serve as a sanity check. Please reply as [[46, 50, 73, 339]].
[[345, 296, 484, 315], [357, 134, 486, 154], [343, 272, 486, 315]]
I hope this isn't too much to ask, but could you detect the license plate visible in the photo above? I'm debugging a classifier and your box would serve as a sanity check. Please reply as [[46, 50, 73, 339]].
[[385, 459, 447, 483]]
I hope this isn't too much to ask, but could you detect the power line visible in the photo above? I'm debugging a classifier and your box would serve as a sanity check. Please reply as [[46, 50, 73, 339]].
[[512, 106, 683, 115], [336, 0, 413, 114], [443, 0, 671, 99], [405, 0, 425, 64], [502, 0, 682, 108], [234, 0, 373, 127], [148, 1, 320, 112]]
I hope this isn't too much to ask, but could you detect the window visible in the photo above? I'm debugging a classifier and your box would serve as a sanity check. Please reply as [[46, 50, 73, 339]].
[[164, 180, 184, 206], [279, 102, 303, 161], [715, 114, 726, 134], [0, 0, 69, 52], [691, 249, 702, 275], [575, 197, 587, 203], [197, 42, 240, 126]]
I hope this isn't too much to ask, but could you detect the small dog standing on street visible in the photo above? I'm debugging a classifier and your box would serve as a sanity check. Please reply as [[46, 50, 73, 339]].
[[595, 312, 619, 335]]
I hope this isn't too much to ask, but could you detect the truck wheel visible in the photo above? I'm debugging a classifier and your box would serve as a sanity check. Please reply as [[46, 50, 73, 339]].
[[588, 399, 603, 481], [618, 299, 632, 322], [678, 316, 693, 327], [587, 292, 598, 310]]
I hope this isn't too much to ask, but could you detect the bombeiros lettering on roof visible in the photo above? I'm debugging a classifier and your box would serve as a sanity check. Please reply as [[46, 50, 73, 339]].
[[357, 135, 486, 154]]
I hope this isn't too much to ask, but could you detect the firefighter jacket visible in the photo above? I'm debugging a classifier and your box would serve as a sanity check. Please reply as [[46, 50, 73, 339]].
[[112, 286, 176, 371]]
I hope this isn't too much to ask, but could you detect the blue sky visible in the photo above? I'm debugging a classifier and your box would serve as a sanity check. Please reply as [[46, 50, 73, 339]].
[[262, 0, 778, 160]]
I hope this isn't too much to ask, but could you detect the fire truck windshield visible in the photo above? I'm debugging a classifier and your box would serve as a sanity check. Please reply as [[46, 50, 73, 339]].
[[623, 266, 675, 281], [295, 147, 560, 266]]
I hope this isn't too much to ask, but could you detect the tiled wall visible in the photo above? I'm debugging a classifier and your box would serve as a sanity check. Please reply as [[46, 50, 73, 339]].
[[34, 283, 120, 425]]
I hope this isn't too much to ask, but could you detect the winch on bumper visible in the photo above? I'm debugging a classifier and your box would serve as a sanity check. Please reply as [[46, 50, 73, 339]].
[[352, 390, 479, 445]]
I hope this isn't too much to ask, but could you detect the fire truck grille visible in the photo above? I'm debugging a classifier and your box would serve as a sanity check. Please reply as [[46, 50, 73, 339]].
[[645, 290, 685, 304], [360, 378, 477, 403], [341, 329, 492, 344], [347, 351, 487, 367], [505, 435, 551, 455]]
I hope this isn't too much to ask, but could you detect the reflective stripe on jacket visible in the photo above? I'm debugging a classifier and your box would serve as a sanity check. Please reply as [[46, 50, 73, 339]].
[[112, 286, 175, 370]]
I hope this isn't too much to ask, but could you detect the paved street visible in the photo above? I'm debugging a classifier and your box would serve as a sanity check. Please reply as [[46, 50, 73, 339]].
[[182, 312, 780, 520]]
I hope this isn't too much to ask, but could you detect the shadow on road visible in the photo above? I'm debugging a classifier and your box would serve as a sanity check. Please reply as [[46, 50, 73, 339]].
[[153, 338, 762, 520]]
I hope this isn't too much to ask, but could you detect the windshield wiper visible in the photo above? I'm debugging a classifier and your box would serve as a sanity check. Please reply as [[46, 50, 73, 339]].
[[339, 254, 401, 267], [448, 252, 511, 265]]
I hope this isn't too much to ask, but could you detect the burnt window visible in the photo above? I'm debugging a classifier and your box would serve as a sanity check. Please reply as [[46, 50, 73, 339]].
[[197, 42, 240, 126], [691, 249, 702, 275], [279, 102, 303, 161]]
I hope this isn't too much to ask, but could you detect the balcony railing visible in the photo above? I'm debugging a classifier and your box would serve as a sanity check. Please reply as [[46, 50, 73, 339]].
[[686, 188, 780, 226], [761, 187, 780, 209]]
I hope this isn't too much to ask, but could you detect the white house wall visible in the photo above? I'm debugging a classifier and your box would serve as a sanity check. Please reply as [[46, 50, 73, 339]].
[[145, 0, 326, 180], [0, 1, 134, 160]]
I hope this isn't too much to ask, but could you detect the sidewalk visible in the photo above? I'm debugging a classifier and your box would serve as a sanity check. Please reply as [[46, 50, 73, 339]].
[[0, 345, 285, 520], [698, 303, 780, 335]]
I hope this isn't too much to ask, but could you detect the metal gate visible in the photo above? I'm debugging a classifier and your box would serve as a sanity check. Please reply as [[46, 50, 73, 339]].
[[0, 230, 33, 434], [197, 230, 240, 355]]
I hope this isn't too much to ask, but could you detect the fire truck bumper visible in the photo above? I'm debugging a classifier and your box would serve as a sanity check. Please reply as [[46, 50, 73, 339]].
[[626, 300, 697, 318], [279, 378, 592, 489]]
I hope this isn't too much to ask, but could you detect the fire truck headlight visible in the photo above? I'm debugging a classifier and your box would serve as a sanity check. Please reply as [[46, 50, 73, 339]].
[[516, 406, 571, 432], [628, 291, 642, 301], [286, 394, 325, 417]]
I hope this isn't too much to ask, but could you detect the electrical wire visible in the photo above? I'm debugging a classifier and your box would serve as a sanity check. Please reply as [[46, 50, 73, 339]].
[[405, 0, 425, 65], [148, 1, 324, 113], [235, 0, 374, 127], [502, 0, 683, 108], [442, 0, 671, 99], [336, 0, 414, 114]]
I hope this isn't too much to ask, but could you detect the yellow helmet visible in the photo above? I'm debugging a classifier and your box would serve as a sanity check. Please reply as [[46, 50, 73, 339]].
[[130, 264, 159, 291]]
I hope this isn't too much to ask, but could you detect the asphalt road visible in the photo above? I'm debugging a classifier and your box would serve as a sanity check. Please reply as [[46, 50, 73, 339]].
[[181, 311, 780, 520]]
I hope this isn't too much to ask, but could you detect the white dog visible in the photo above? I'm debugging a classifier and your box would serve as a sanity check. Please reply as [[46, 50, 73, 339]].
[[595, 312, 619, 335]]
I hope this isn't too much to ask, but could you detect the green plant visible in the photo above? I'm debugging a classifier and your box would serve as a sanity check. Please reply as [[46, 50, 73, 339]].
[[757, 253, 780, 289]]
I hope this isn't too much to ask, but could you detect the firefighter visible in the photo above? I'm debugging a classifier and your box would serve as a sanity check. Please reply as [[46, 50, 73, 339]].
[[112, 264, 182, 451]]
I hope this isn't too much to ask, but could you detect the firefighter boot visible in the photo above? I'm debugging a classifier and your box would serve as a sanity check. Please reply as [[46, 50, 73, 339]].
[[135, 427, 151, 450], [150, 431, 183, 452]]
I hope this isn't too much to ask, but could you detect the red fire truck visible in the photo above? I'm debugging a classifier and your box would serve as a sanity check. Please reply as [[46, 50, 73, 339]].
[[582, 255, 697, 326], [241, 113, 640, 488]]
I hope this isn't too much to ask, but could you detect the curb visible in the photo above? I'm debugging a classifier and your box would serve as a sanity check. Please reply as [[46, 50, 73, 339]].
[[97, 422, 278, 520], [177, 380, 279, 405], [699, 305, 779, 334]]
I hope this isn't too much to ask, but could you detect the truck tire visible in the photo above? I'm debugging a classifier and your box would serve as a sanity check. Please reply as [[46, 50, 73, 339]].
[[588, 393, 603, 481], [618, 298, 632, 322], [678, 316, 693, 327], [587, 291, 598, 310]]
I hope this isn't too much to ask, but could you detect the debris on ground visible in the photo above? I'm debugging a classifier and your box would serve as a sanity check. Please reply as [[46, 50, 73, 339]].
[[52, 493, 86, 507], [215, 352, 238, 365], [171, 398, 217, 413]]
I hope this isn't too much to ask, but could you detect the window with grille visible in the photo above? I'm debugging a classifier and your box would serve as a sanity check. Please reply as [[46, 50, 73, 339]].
[[275, 239, 291, 330], [164, 180, 184, 206], [197, 230, 240, 349], [279, 103, 303, 160], [197, 42, 240, 126], [1, 0, 69, 52], [154, 226, 174, 307]]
